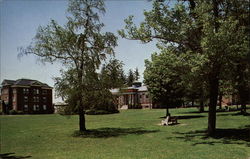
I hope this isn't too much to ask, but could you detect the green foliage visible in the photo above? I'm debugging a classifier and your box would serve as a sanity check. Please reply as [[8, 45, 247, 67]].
[[134, 67, 140, 81], [84, 89, 118, 113], [54, 68, 119, 115], [99, 58, 126, 89], [17, 111, 24, 115], [127, 69, 135, 86], [119, 0, 250, 134], [8, 110, 24, 115], [9, 109, 17, 115], [19, 0, 118, 130], [144, 49, 185, 105]]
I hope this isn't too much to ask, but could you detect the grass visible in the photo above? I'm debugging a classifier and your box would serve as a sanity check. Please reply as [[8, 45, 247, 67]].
[[0, 107, 249, 159]]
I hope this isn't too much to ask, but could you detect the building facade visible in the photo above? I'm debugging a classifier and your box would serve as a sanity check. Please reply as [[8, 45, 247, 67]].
[[1, 79, 53, 114], [111, 82, 153, 109]]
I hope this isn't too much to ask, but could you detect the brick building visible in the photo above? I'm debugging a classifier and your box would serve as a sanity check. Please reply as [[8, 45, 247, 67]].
[[111, 82, 153, 109], [1, 79, 53, 114]]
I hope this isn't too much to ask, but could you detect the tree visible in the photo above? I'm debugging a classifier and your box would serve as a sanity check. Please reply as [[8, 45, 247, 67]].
[[144, 48, 186, 116], [120, 70, 127, 86], [19, 0, 117, 132], [100, 58, 126, 89], [127, 69, 135, 86], [134, 67, 140, 81], [119, 0, 249, 135], [54, 67, 119, 115]]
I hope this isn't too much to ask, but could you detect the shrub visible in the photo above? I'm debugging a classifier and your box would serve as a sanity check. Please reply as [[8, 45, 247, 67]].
[[86, 109, 119, 115], [9, 110, 24, 115], [57, 106, 76, 115], [17, 111, 24, 115], [9, 109, 17, 115]]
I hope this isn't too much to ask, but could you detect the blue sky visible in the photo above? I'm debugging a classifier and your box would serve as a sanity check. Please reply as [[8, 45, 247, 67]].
[[0, 0, 159, 102]]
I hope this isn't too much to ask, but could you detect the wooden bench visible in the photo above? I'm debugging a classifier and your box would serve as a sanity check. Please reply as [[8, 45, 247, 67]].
[[169, 116, 178, 124], [161, 116, 178, 125]]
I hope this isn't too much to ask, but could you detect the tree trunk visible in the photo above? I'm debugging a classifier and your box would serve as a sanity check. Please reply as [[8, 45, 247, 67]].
[[218, 93, 222, 110], [199, 100, 204, 112], [237, 64, 247, 114], [199, 87, 204, 112], [207, 0, 220, 137], [77, 65, 86, 132], [78, 94, 86, 132], [166, 102, 170, 117], [208, 76, 219, 136], [191, 99, 194, 107], [239, 88, 247, 114], [166, 107, 170, 116], [79, 108, 86, 131]]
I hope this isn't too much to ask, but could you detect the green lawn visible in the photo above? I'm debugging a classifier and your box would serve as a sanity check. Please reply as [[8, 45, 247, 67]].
[[0, 107, 249, 159]]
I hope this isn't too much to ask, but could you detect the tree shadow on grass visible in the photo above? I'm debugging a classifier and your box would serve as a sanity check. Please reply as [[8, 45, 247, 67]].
[[232, 112, 250, 116], [0, 153, 31, 159], [167, 125, 250, 146], [160, 115, 205, 120], [217, 111, 250, 117], [72, 127, 159, 138], [180, 106, 250, 115], [179, 110, 209, 114]]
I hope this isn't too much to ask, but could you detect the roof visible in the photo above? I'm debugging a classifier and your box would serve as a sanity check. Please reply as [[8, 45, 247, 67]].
[[1, 79, 52, 88], [110, 85, 148, 94], [54, 102, 68, 106], [110, 88, 120, 94], [1, 80, 16, 85], [138, 85, 148, 92]]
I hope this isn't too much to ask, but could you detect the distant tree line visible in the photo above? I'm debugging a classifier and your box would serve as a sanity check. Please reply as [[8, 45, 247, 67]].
[[100, 61, 140, 88]]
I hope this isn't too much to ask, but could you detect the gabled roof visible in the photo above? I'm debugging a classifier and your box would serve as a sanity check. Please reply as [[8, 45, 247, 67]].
[[1, 80, 16, 85], [1, 79, 52, 88]]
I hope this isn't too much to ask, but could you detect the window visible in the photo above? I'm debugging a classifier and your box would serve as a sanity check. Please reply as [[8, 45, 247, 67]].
[[42, 90, 47, 95], [43, 105, 47, 110], [42, 97, 47, 102], [24, 96, 28, 102], [12, 95, 16, 102], [139, 95, 142, 98], [24, 105, 28, 111], [23, 88, 29, 94], [33, 97, 39, 102], [146, 95, 149, 98], [3, 89, 9, 94], [33, 105, 39, 111], [13, 89, 17, 94], [33, 89, 39, 95]]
